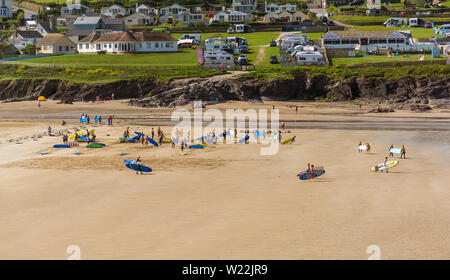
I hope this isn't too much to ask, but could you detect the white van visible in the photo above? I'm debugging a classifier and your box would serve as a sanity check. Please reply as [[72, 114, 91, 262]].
[[436, 24, 450, 35], [179, 34, 201, 43]]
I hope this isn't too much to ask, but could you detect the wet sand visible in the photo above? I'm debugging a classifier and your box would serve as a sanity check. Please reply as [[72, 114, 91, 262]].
[[0, 100, 449, 259]]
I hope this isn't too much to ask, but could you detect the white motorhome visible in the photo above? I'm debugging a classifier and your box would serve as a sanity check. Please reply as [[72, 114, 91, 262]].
[[235, 24, 252, 33], [203, 50, 235, 65], [384, 18, 407, 27], [436, 24, 450, 36], [409, 18, 425, 27]]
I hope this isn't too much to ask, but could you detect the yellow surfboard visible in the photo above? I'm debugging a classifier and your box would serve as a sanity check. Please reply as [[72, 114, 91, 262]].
[[69, 131, 83, 139], [282, 136, 295, 145], [371, 161, 399, 172]]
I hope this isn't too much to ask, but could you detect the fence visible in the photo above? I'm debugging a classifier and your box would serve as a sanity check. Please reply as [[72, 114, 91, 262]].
[[343, 59, 448, 68]]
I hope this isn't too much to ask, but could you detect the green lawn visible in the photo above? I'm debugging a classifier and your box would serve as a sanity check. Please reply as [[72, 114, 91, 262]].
[[330, 54, 446, 66], [18, 49, 199, 67]]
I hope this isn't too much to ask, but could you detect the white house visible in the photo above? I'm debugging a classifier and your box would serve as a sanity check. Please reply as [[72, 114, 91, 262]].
[[265, 2, 297, 13], [211, 11, 252, 23], [232, 0, 257, 13], [77, 31, 178, 54], [136, 4, 157, 15], [123, 12, 156, 27], [0, 0, 12, 18], [8, 30, 42, 49], [159, 4, 189, 16], [101, 4, 129, 18], [323, 30, 411, 52]]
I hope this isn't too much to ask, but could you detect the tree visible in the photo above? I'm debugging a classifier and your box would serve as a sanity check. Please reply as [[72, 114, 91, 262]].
[[16, 10, 25, 26], [21, 44, 38, 55]]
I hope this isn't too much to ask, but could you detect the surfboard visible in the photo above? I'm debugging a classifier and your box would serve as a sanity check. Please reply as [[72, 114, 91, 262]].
[[282, 136, 295, 145], [147, 137, 159, 147], [219, 131, 231, 137], [238, 136, 250, 144], [207, 136, 216, 144], [120, 136, 139, 143], [135, 132, 145, 137], [358, 145, 367, 151], [53, 144, 70, 148], [172, 137, 179, 144], [89, 129, 95, 135], [41, 152, 49, 155], [86, 143, 104, 148], [371, 161, 399, 172], [189, 145, 204, 149], [297, 167, 325, 180], [78, 136, 88, 142], [124, 159, 152, 173], [69, 131, 83, 139], [254, 132, 263, 137], [389, 148, 402, 154]]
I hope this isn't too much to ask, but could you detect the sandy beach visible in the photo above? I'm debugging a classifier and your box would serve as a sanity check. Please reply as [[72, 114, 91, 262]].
[[0, 100, 449, 259]]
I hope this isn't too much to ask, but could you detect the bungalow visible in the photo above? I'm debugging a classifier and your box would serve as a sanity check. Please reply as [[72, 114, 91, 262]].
[[159, 11, 205, 25], [211, 11, 252, 23], [73, 16, 105, 31], [57, 15, 78, 27], [0, 0, 12, 18], [8, 31, 43, 49], [36, 33, 76, 54], [66, 29, 94, 44], [322, 30, 411, 52], [61, 4, 95, 16], [265, 2, 297, 13], [101, 4, 129, 18], [136, 4, 157, 15], [232, 0, 257, 13], [278, 11, 293, 22], [159, 4, 189, 16], [292, 11, 306, 22], [77, 31, 178, 54], [123, 12, 156, 28], [263, 12, 279, 23], [201, 3, 225, 12]]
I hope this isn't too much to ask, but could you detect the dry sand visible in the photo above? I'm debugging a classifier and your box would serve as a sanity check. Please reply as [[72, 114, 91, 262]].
[[0, 100, 449, 259]]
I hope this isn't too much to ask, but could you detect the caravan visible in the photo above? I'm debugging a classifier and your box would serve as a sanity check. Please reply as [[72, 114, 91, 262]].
[[204, 42, 234, 54], [203, 50, 235, 65], [235, 24, 253, 33], [409, 18, 425, 28]]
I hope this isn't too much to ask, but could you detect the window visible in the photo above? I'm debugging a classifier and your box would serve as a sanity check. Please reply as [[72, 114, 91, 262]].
[[146, 43, 151, 48], [109, 44, 112, 48], [165, 42, 170, 48], [85, 44, 89, 49], [104, 44, 107, 48], [78, 44, 82, 49], [155, 42, 159, 48], [114, 44, 118, 48]]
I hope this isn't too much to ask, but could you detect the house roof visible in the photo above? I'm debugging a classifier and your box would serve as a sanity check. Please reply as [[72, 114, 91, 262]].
[[74, 16, 102, 25], [16, 30, 43, 39], [325, 30, 402, 39], [38, 22, 59, 33], [93, 31, 178, 43], [78, 33, 101, 42], [65, 29, 94, 37], [103, 18, 124, 25], [36, 34, 75, 46], [125, 12, 154, 19]]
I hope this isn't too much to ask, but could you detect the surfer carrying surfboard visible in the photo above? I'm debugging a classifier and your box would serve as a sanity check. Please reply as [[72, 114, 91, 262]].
[[382, 157, 389, 173], [135, 156, 143, 175], [389, 144, 394, 157], [400, 145, 406, 159]]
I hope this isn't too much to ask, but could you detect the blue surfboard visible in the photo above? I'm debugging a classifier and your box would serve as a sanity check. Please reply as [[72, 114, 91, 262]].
[[189, 144, 204, 149], [254, 132, 263, 137], [389, 148, 402, 154], [147, 137, 159, 147], [207, 136, 216, 144], [298, 169, 325, 181], [135, 132, 145, 136], [124, 159, 152, 173], [172, 137, 179, 144], [53, 144, 71, 148], [238, 136, 250, 144]]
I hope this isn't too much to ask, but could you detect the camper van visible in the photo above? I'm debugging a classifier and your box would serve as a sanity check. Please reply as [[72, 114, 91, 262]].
[[409, 18, 425, 27], [203, 50, 235, 65], [383, 18, 407, 27], [235, 24, 252, 33], [226, 36, 248, 52], [204, 42, 233, 54], [436, 24, 450, 35], [179, 34, 201, 43]]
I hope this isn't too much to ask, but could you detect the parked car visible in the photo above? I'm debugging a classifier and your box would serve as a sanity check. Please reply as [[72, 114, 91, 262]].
[[424, 22, 434, 28], [327, 20, 335, 26], [237, 54, 248, 65], [399, 11, 407, 17], [436, 24, 450, 35], [239, 44, 248, 53], [270, 40, 277, 47], [269, 55, 278, 64]]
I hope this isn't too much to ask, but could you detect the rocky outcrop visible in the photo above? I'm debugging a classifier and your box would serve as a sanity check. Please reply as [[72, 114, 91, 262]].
[[1, 73, 449, 111]]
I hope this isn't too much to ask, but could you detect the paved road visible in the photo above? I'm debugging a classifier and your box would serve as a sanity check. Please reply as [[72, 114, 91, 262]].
[[12, 4, 37, 19]]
